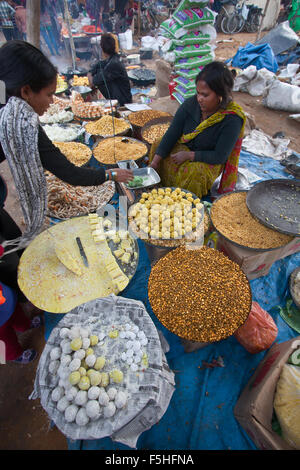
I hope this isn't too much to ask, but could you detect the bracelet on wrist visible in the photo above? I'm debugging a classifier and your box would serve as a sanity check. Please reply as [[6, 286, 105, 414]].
[[105, 171, 110, 181], [111, 171, 117, 181]]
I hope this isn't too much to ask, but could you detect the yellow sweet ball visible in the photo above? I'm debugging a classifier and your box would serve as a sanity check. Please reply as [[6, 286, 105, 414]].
[[78, 375, 90, 391], [141, 192, 148, 199], [70, 337, 83, 351], [110, 369, 124, 384], [86, 368, 95, 377], [89, 335, 99, 346], [85, 348, 94, 357], [94, 356, 106, 371], [69, 371, 81, 385], [108, 330, 119, 339], [78, 366, 87, 376], [89, 370, 102, 386], [101, 372, 110, 387], [81, 359, 88, 369], [194, 198, 201, 205]]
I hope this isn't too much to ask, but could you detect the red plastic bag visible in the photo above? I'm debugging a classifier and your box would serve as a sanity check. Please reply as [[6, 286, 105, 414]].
[[234, 301, 278, 354]]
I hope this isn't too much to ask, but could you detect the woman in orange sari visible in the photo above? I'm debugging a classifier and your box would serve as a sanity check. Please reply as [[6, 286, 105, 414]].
[[149, 61, 246, 198]]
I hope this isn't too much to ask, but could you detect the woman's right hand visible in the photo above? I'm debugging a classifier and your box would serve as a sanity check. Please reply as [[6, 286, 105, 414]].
[[107, 169, 134, 183]]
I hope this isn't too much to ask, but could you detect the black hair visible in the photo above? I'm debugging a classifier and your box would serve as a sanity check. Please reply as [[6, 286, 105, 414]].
[[195, 61, 235, 109], [100, 33, 116, 56], [0, 40, 57, 102]]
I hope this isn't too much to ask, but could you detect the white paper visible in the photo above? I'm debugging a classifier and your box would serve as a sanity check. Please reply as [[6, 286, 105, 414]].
[[124, 103, 151, 111]]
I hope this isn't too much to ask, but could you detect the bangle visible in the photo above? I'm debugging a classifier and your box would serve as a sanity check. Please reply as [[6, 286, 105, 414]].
[[111, 171, 117, 181], [105, 171, 110, 181]]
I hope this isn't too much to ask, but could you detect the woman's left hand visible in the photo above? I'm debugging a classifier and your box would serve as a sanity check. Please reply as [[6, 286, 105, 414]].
[[170, 151, 194, 165]]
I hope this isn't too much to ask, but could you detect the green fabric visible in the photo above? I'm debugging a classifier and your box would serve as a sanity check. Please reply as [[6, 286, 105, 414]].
[[289, 0, 300, 32]]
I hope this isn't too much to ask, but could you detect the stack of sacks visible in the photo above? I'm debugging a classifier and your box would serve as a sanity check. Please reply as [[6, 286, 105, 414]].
[[160, 0, 217, 104]]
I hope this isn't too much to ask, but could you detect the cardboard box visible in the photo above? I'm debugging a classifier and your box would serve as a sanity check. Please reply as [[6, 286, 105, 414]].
[[217, 235, 300, 280], [234, 336, 300, 450]]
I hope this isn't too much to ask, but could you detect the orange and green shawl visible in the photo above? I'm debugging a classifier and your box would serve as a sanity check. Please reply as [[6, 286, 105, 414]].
[[179, 101, 246, 194]]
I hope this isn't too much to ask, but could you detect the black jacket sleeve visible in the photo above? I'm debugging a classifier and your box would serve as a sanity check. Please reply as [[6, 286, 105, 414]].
[[193, 114, 243, 165], [38, 126, 106, 186]]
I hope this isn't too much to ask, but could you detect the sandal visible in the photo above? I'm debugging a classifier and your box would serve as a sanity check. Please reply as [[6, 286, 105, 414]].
[[13, 349, 37, 364], [30, 315, 45, 329]]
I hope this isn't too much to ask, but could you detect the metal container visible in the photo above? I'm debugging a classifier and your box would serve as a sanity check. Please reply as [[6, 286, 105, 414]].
[[125, 167, 161, 190], [141, 116, 173, 146], [92, 136, 148, 170], [70, 85, 92, 100], [143, 241, 177, 267], [127, 54, 140, 65]]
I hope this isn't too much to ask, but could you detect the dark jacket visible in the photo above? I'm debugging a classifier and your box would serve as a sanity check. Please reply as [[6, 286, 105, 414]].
[[91, 53, 132, 106]]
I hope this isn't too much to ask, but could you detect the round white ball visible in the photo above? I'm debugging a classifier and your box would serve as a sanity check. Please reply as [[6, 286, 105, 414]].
[[86, 400, 101, 420], [69, 326, 81, 340], [61, 341, 72, 354], [49, 360, 60, 375], [51, 386, 64, 402], [85, 354, 96, 368], [74, 390, 88, 406], [50, 346, 61, 361], [64, 404, 79, 423], [130, 363, 138, 372], [88, 386, 101, 400], [65, 386, 78, 402], [107, 387, 118, 400], [59, 327, 70, 339], [82, 337, 90, 349], [69, 358, 81, 372], [115, 391, 127, 409], [57, 396, 70, 413], [79, 327, 89, 338], [60, 354, 72, 367], [76, 407, 89, 426], [74, 349, 85, 360], [98, 389, 109, 406], [103, 402, 116, 418]]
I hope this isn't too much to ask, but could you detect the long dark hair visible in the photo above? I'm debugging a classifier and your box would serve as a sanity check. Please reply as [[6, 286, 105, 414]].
[[0, 40, 57, 103], [100, 33, 116, 56], [195, 61, 234, 109]]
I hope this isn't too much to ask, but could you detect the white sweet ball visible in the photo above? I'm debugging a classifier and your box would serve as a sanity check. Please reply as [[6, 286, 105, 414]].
[[59, 327, 70, 339], [88, 386, 101, 400], [65, 404, 79, 423], [121, 352, 127, 362], [74, 349, 86, 360], [57, 396, 70, 412], [98, 389, 110, 406], [130, 363, 138, 372], [126, 357, 133, 365], [74, 390, 88, 406], [60, 354, 72, 367], [65, 386, 78, 402], [76, 407, 89, 426], [69, 326, 81, 340], [126, 341, 133, 349], [133, 341, 141, 352], [58, 366, 70, 380], [51, 386, 64, 402], [115, 391, 127, 409], [127, 331, 136, 340], [63, 379, 73, 391], [107, 387, 118, 400], [49, 360, 60, 375], [86, 400, 101, 420], [132, 325, 139, 333], [98, 332, 106, 341], [85, 354, 96, 368], [134, 355, 142, 364], [82, 337, 90, 349], [69, 358, 81, 372], [103, 402, 116, 418], [58, 378, 65, 388], [119, 331, 126, 339], [61, 341, 72, 354], [79, 327, 89, 338], [137, 330, 146, 339], [126, 349, 134, 358], [50, 346, 61, 361], [125, 323, 131, 331]]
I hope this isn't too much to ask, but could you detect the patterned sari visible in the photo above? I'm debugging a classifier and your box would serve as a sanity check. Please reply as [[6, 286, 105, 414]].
[[149, 101, 246, 198]]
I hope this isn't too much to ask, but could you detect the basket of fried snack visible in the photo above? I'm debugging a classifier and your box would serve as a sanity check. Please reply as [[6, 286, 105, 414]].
[[141, 116, 173, 146], [53, 142, 92, 167], [128, 110, 172, 139], [84, 115, 132, 142], [93, 136, 148, 169]]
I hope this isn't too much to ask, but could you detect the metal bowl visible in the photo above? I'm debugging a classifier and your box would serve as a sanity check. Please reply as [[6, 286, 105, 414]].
[[70, 85, 92, 99], [141, 116, 173, 146], [92, 136, 149, 170]]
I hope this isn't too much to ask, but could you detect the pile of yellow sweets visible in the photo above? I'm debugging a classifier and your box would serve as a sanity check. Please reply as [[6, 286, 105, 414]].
[[129, 187, 203, 240]]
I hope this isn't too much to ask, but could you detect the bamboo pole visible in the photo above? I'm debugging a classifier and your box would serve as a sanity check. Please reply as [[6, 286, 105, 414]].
[[256, 0, 271, 42], [26, 0, 40, 48], [63, 0, 77, 70]]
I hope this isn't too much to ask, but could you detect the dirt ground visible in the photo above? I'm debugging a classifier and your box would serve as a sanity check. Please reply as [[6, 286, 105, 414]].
[[0, 30, 299, 451]]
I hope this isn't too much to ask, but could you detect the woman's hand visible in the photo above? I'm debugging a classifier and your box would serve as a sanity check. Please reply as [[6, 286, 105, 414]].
[[107, 169, 133, 183], [170, 151, 195, 165], [150, 154, 162, 170]]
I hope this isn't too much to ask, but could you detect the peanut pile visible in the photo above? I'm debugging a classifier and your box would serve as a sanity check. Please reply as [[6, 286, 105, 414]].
[[142, 123, 171, 144], [128, 110, 172, 127]]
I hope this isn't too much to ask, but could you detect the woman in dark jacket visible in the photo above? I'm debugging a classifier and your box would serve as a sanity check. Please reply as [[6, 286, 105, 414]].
[[88, 33, 132, 106]]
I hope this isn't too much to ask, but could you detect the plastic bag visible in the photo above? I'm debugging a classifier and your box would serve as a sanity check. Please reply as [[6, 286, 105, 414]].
[[262, 78, 300, 113], [174, 43, 212, 59], [173, 7, 215, 30], [234, 301, 278, 354], [174, 53, 213, 69], [273, 363, 300, 449], [118, 29, 132, 50]]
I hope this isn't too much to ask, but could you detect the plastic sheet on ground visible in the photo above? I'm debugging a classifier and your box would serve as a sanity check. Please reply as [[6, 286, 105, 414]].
[[229, 42, 279, 74], [43, 150, 300, 450]]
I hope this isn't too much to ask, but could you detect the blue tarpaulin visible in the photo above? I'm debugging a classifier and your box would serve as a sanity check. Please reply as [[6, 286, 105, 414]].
[[230, 42, 279, 73], [44, 150, 300, 451]]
